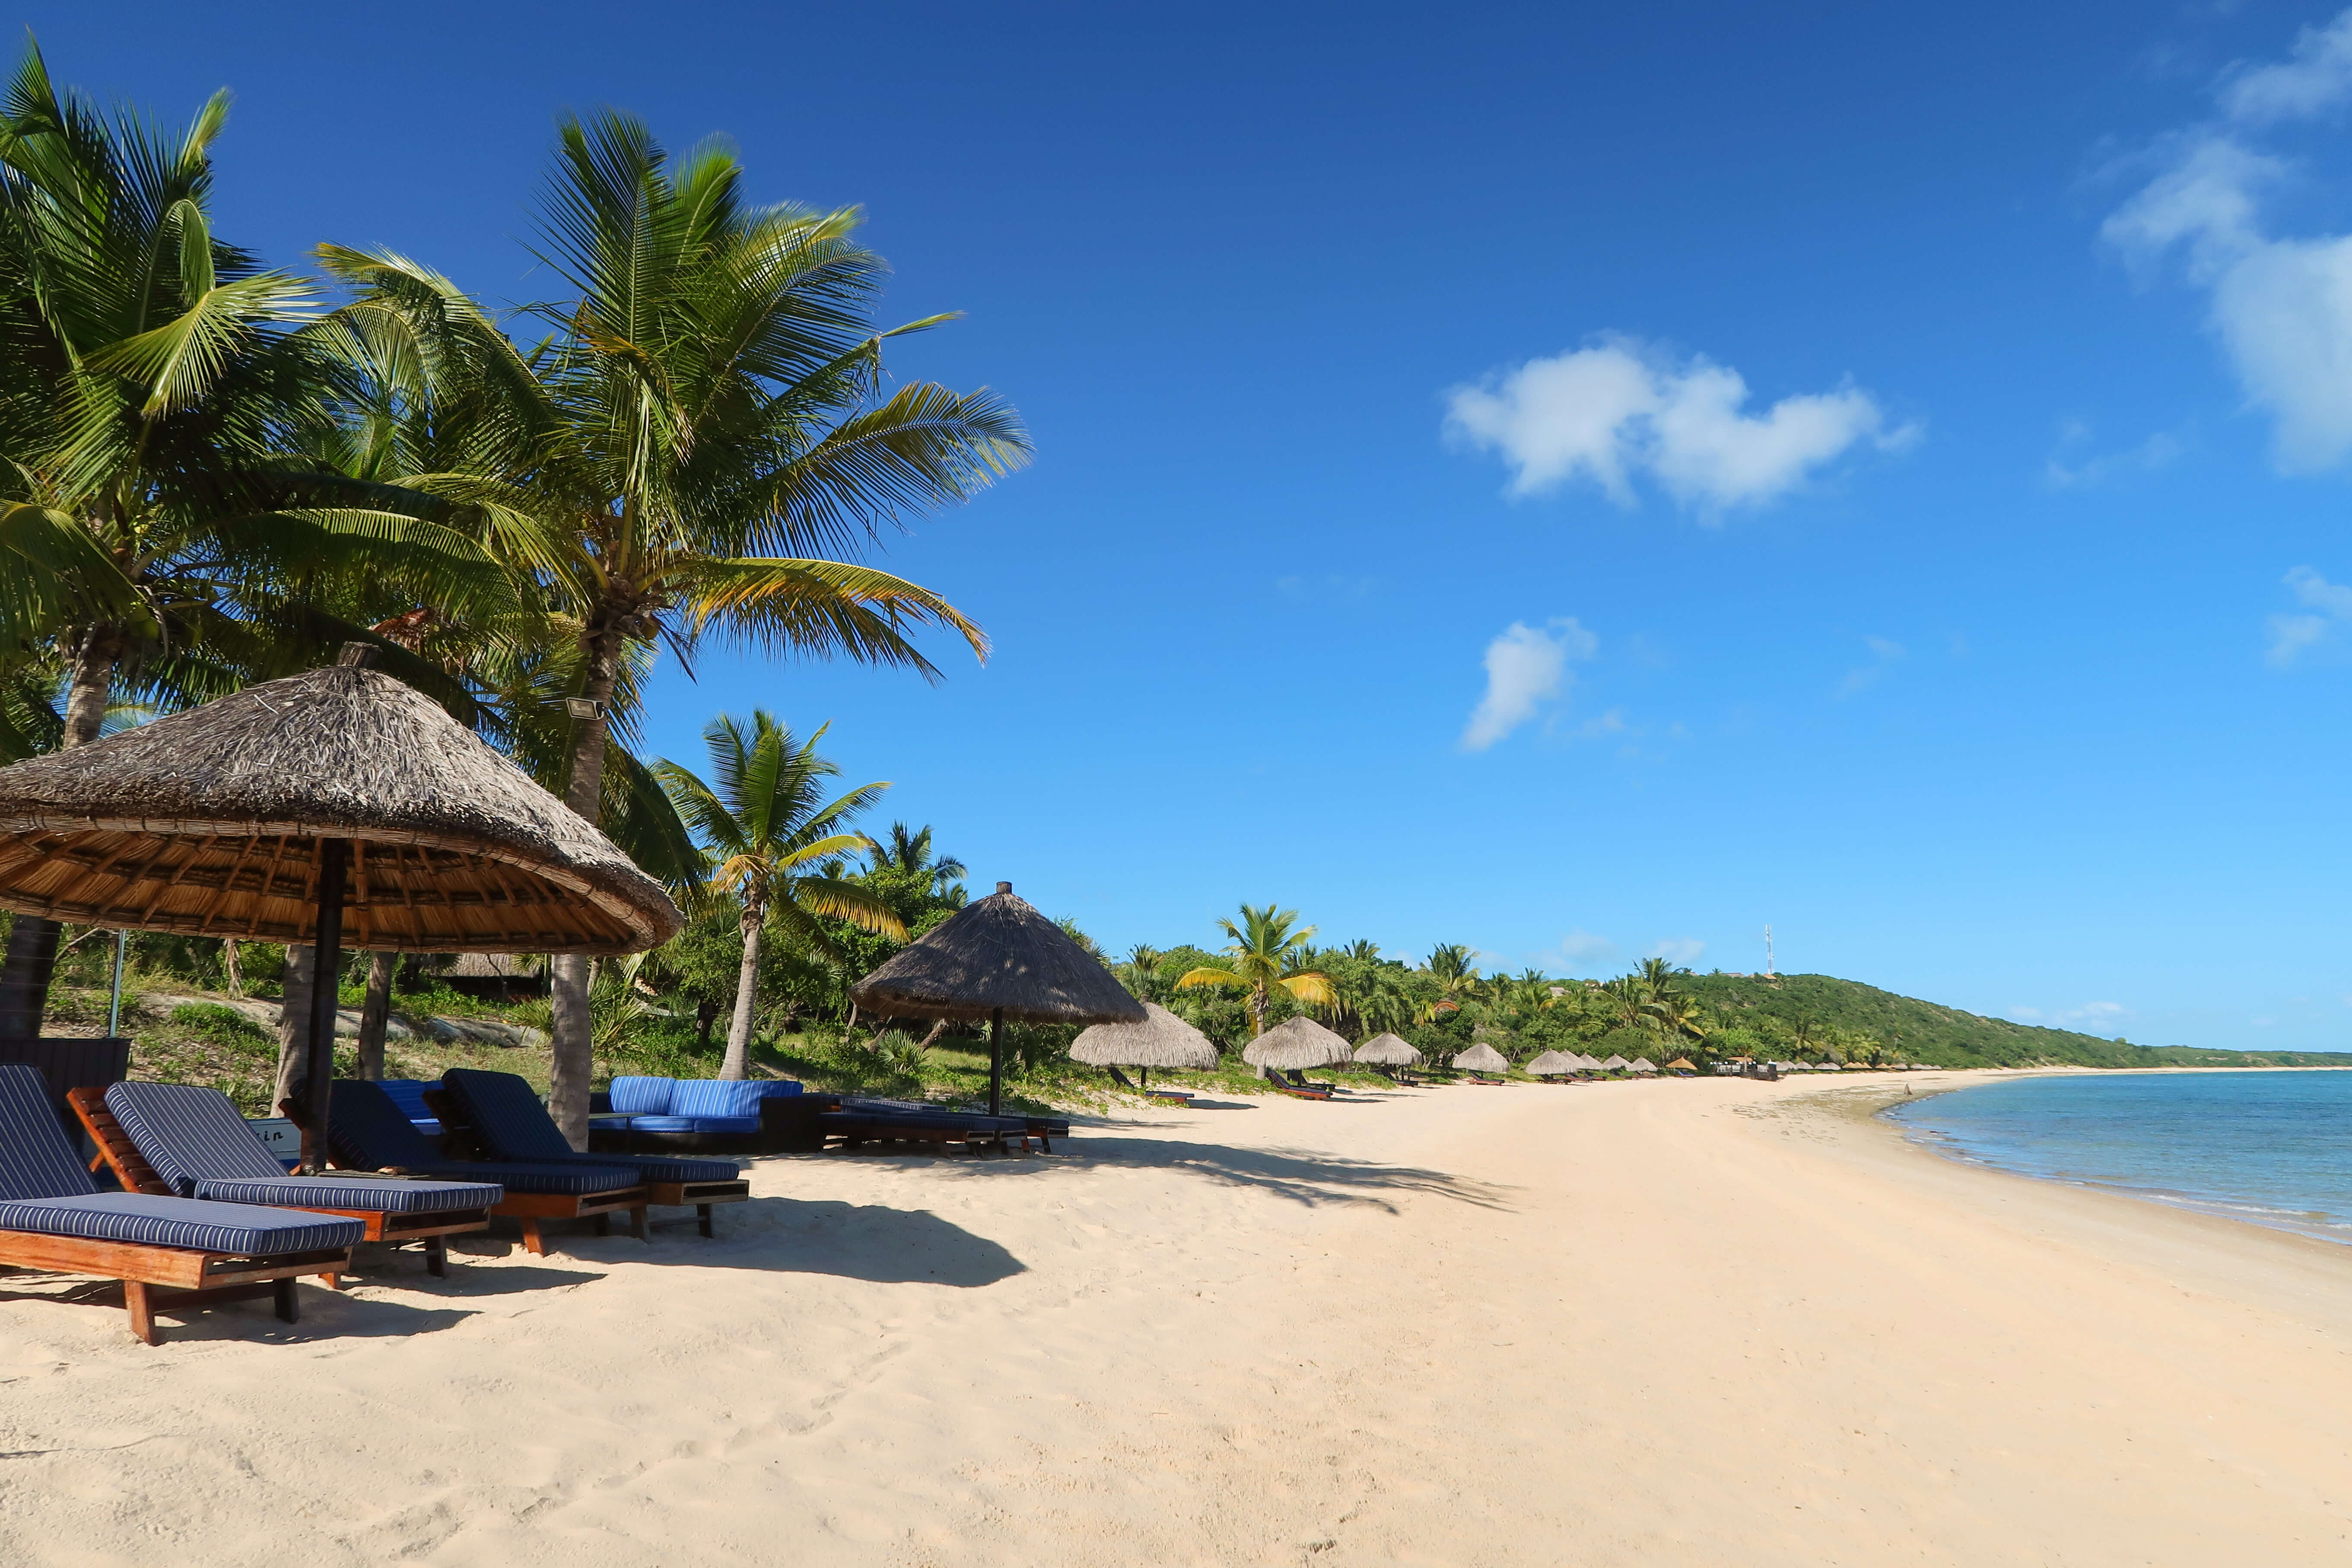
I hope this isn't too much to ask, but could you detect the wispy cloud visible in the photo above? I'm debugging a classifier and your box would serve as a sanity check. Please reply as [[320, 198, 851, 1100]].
[[2104, 11, 2352, 471], [1443, 335, 1917, 515], [2044, 420, 2187, 488], [1648, 938, 1707, 967], [1542, 929, 1619, 972], [2009, 1000, 2129, 1032], [1461, 618, 1596, 751], [2266, 564, 2352, 665], [1835, 636, 1908, 698]]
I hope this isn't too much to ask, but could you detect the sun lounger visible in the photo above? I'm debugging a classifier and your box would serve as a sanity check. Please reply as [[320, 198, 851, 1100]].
[[1265, 1078, 1332, 1101], [1281, 1071, 1338, 1093], [74, 1083, 496, 1284], [283, 1079, 650, 1256], [833, 1096, 1065, 1152], [0, 1065, 359, 1344], [436, 1070, 751, 1236]]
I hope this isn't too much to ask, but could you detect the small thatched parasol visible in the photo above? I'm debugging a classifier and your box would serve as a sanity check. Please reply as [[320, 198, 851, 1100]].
[[849, 881, 1144, 1115], [1241, 1014, 1354, 1073], [1453, 1041, 1510, 1075], [1667, 1057, 1695, 1072], [1523, 1049, 1577, 1077], [1071, 1002, 1217, 1089], [0, 649, 681, 1171], [1353, 1032, 1423, 1067], [1600, 1053, 1631, 1071], [1630, 1057, 1658, 1074]]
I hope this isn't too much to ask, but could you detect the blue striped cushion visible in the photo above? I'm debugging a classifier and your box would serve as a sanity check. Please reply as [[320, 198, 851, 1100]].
[[412, 1161, 640, 1197], [105, 1081, 284, 1194], [607, 1077, 674, 1114], [669, 1079, 768, 1118], [0, 1192, 363, 1254], [528, 1150, 743, 1183], [192, 1175, 502, 1213], [439, 1070, 573, 1159], [622, 1116, 698, 1133], [0, 1065, 97, 1201]]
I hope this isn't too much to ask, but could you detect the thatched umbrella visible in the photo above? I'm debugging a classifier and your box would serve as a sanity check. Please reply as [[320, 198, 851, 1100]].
[[1453, 1041, 1510, 1075], [0, 648, 682, 1170], [1352, 1032, 1422, 1068], [849, 881, 1144, 1115], [1071, 1002, 1217, 1089], [1630, 1057, 1658, 1074], [1241, 1013, 1354, 1075], [1667, 1057, 1696, 1073], [1523, 1049, 1577, 1077], [1600, 1053, 1632, 1072]]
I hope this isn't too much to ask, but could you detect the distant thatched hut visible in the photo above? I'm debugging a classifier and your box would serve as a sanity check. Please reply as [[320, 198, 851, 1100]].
[[1453, 1041, 1510, 1075], [1242, 1015, 1354, 1073], [1600, 1053, 1632, 1072], [1071, 1002, 1218, 1090], [1353, 1033, 1423, 1068], [1629, 1057, 1659, 1075], [1524, 1049, 1578, 1077]]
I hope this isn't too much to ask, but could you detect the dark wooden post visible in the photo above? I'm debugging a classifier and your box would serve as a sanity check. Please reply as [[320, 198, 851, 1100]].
[[302, 838, 347, 1175], [988, 1005, 1004, 1118]]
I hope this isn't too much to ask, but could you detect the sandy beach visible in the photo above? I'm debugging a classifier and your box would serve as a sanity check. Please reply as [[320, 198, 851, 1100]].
[[3, 1073, 2350, 1566]]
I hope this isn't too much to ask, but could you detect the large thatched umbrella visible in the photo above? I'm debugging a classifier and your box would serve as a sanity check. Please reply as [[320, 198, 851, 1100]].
[[1630, 1057, 1658, 1075], [1453, 1041, 1510, 1075], [1524, 1049, 1577, 1077], [1071, 1002, 1217, 1089], [849, 881, 1144, 1115], [1353, 1032, 1422, 1068], [1241, 1014, 1352, 1075], [0, 649, 681, 1170], [1600, 1053, 1631, 1072]]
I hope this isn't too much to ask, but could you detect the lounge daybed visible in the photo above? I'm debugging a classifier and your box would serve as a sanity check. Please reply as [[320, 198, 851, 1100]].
[[435, 1070, 751, 1237], [829, 1096, 1066, 1153], [75, 1082, 496, 1282], [0, 1065, 359, 1344], [590, 1075, 807, 1154], [286, 1079, 650, 1256]]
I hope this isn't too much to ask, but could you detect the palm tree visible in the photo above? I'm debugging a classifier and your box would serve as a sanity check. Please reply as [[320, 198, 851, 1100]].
[[867, 821, 968, 903], [1177, 904, 1335, 1039], [657, 711, 903, 1079], [1421, 943, 1481, 1018], [317, 111, 1027, 1138]]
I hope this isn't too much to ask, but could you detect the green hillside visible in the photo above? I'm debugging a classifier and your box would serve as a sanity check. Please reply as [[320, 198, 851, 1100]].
[[1682, 972, 2352, 1069]]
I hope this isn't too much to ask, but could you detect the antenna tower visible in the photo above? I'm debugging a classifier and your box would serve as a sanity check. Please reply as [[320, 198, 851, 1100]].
[[1764, 925, 1775, 978]]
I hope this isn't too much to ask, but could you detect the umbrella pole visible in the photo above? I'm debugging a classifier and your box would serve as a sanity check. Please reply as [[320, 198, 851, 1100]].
[[988, 1006, 1004, 1119], [302, 839, 349, 1176]]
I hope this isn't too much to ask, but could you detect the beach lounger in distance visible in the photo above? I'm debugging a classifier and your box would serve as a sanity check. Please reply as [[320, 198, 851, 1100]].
[[74, 1083, 498, 1283], [284, 1079, 651, 1256], [0, 1066, 360, 1345], [435, 1070, 750, 1237]]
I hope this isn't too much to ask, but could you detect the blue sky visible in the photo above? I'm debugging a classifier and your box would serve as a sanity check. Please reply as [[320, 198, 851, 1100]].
[[30, 1, 2352, 1047]]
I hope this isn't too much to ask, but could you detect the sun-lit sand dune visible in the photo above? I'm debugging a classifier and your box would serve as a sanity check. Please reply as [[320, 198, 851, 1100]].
[[3, 1075, 2349, 1566]]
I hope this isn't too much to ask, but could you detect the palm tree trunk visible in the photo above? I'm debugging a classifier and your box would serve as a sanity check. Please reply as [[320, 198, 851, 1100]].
[[272, 943, 316, 1111], [356, 951, 395, 1080], [0, 626, 125, 1041], [222, 938, 243, 997], [721, 905, 763, 1081], [547, 619, 622, 1148]]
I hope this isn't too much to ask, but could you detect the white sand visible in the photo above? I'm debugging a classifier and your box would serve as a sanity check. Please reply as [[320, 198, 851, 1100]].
[[5, 1073, 2352, 1565]]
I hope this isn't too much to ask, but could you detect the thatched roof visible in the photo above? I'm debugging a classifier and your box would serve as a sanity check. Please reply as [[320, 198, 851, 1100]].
[[1071, 1002, 1218, 1069], [1667, 1058, 1695, 1071], [1241, 1014, 1354, 1070], [1600, 1054, 1631, 1070], [847, 883, 1145, 1025], [1523, 1049, 1578, 1076], [1353, 1032, 1423, 1066], [1630, 1057, 1658, 1073], [1453, 1041, 1510, 1072], [0, 661, 679, 954]]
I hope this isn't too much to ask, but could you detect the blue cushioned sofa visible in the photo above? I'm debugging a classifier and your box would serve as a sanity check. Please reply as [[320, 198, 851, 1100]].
[[588, 1076, 811, 1154]]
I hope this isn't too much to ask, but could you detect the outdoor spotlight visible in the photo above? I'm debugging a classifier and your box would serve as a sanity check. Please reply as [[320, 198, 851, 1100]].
[[563, 697, 605, 720]]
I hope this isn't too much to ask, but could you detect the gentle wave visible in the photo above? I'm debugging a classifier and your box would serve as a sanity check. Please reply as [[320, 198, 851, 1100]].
[[1885, 1071, 2352, 1244]]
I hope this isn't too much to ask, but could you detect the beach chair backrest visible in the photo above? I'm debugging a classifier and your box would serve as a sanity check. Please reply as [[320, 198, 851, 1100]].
[[105, 1082, 283, 1196], [377, 1079, 440, 1123], [326, 1079, 443, 1169], [0, 1063, 98, 1200], [607, 1076, 675, 1115], [440, 1069, 571, 1159]]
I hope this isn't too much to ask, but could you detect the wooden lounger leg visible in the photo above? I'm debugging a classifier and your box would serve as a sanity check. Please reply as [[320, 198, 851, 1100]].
[[274, 1277, 299, 1326], [520, 1217, 545, 1256], [629, 1205, 647, 1241], [124, 1280, 157, 1346], [319, 1269, 342, 1290], [425, 1237, 447, 1278], [697, 1203, 713, 1238]]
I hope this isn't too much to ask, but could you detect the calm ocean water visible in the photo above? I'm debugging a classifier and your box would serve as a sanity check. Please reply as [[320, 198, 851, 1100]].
[[1885, 1071, 2352, 1243]]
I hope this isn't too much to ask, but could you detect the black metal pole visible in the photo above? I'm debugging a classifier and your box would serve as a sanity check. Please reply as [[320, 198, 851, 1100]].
[[301, 838, 348, 1175], [988, 1006, 1004, 1118]]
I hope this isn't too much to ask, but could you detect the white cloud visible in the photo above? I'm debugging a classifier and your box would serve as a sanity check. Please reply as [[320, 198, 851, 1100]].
[[2266, 564, 2352, 665], [2044, 422, 2187, 488], [1443, 336, 1914, 514], [2008, 1000, 2129, 1033], [2220, 12, 2352, 123], [1543, 929, 1619, 972], [2105, 14, 2352, 471], [1460, 618, 1596, 751], [1835, 636, 1907, 698], [1648, 938, 1707, 967]]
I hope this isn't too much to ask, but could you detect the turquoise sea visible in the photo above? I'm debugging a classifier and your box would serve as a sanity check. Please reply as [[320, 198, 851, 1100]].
[[1885, 1071, 2352, 1243]]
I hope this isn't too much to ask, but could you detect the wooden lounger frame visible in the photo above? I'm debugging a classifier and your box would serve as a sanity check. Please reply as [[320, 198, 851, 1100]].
[[276, 1093, 651, 1257], [1265, 1079, 1332, 1101], [70, 1087, 490, 1286], [823, 1118, 1033, 1155], [422, 1087, 748, 1237], [0, 1230, 353, 1345]]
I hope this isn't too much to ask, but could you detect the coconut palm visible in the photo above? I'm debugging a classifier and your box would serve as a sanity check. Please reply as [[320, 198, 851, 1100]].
[[658, 711, 903, 1080], [316, 111, 1026, 1137], [1176, 904, 1335, 1038], [1421, 943, 1481, 1018], [867, 821, 968, 903]]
